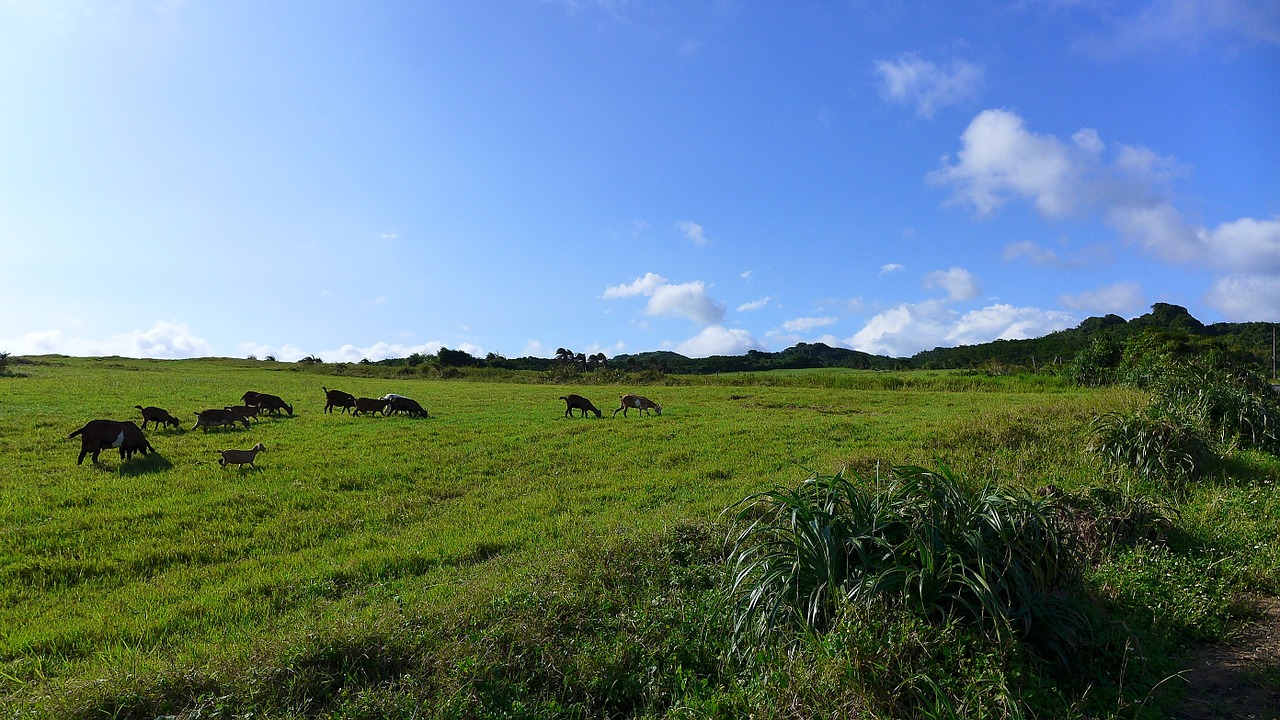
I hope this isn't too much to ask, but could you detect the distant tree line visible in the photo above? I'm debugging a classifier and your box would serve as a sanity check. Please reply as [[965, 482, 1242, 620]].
[[258, 303, 1280, 380]]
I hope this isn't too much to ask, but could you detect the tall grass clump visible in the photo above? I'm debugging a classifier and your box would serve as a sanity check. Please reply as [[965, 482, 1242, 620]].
[[1089, 407, 1217, 489], [1149, 363, 1280, 453], [726, 466, 1086, 664]]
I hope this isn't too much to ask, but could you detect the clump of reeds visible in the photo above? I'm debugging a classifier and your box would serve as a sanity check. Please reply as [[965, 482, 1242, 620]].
[[725, 465, 1087, 663]]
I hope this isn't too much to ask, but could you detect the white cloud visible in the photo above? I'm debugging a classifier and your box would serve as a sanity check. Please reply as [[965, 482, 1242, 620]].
[[7, 321, 213, 358], [646, 281, 725, 324], [1199, 219, 1280, 321], [874, 53, 983, 118], [880, 263, 904, 275], [1059, 283, 1146, 315], [924, 267, 981, 301], [949, 304, 1076, 346], [740, 270, 753, 281], [605, 273, 726, 325], [674, 326, 764, 357], [848, 300, 955, 357], [676, 220, 708, 245], [738, 296, 771, 312], [1106, 201, 1200, 263], [1205, 274, 1280, 321], [931, 109, 1279, 297], [929, 109, 1097, 217], [781, 316, 837, 333], [1199, 216, 1280, 273], [847, 301, 1075, 357], [602, 272, 667, 298]]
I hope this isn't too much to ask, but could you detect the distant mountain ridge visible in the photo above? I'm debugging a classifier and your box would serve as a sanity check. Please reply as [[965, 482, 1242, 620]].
[[612, 304, 1279, 374]]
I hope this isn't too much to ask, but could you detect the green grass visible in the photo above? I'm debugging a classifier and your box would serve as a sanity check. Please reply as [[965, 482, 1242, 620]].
[[1, 356, 1278, 717]]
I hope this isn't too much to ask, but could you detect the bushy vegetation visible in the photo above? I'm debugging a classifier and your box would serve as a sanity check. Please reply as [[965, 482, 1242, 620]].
[[726, 466, 1086, 664], [1075, 327, 1280, 490]]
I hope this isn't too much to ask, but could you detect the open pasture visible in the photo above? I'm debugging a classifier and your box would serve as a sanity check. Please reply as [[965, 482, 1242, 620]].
[[0, 356, 1203, 714]]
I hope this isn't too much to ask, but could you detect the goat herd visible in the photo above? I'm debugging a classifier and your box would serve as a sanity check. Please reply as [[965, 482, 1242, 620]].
[[66, 387, 663, 469]]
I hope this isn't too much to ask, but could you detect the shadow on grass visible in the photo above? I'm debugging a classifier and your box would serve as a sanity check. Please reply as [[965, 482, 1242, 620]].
[[117, 452, 174, 476]]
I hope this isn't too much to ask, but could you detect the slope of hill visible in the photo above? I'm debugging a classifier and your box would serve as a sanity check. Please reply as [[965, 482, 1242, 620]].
[[612, 304, 1277, 375]]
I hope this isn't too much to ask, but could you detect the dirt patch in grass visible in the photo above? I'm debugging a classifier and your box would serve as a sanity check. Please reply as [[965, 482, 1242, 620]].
[[1175, 595, 1280, 719]]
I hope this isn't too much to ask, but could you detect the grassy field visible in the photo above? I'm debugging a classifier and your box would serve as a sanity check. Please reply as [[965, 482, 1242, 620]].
[[2, 356, 1277, 718]]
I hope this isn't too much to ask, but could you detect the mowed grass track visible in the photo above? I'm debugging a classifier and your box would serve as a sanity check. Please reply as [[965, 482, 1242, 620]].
[[0, 357, 1132, 703]]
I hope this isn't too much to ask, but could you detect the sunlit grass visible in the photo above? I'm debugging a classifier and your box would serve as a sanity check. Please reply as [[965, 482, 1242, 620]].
[[1, 356, 1278, 717]]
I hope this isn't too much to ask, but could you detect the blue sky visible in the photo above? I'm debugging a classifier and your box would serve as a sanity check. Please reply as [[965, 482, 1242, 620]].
[[2, 1, 1278, 361]]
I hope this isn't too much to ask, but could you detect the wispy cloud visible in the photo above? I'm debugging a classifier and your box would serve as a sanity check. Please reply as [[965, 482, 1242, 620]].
[[603, 272, 668, 298], [924, 267, 981, 301], [738, 296, 771, 312], [1073, 0, 1280, 57], [676, 220, 709, 245], [880, 263, 904, 275], [1059, 282, 1145, 315], [781, 316, 837, 333], [874, 53, 983, 118]]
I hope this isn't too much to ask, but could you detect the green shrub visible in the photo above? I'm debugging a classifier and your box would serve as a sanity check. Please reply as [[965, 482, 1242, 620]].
[[1151, 364, 1280, 453], [1062, 336, 1122, 387], [725, 466, 1086, 663], [1089, 408, 1216, 488]]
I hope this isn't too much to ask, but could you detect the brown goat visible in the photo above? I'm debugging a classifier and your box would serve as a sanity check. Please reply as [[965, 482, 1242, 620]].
[[323, 387, 357, 414], [218, 442, 266, 470], [135, 405, 180, 430], [192, 408, 250, 432], [353, 397, 391, 416], [561, 394, 602, 418], [68, 420, 153, 465], [613, 394, 662, 417]]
